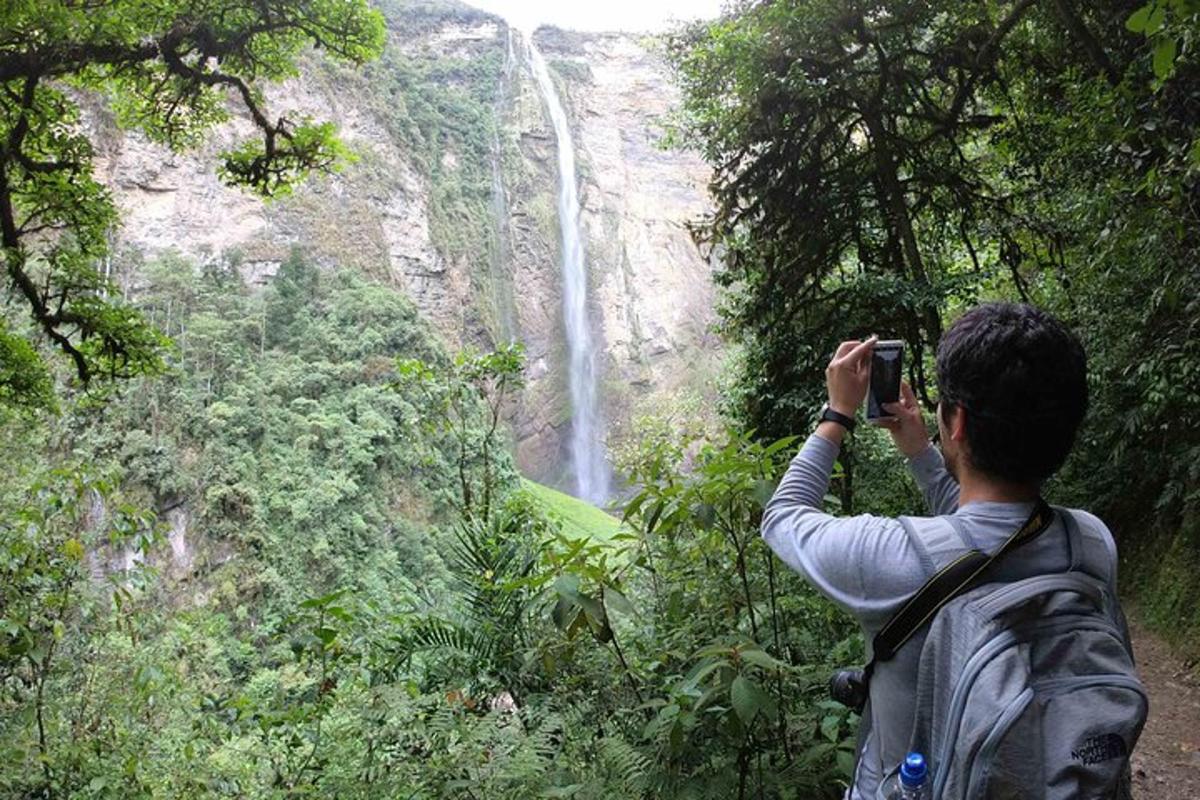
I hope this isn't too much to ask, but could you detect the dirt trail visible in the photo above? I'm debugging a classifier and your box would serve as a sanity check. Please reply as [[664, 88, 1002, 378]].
[[1129, 618, 1200, 799]]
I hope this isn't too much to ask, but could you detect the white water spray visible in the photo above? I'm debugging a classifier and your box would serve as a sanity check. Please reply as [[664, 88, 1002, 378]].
[[526, 39, 611, 504]]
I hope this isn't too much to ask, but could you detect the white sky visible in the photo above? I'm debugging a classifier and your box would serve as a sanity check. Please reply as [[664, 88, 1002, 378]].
[[463, 0, 724, 33]]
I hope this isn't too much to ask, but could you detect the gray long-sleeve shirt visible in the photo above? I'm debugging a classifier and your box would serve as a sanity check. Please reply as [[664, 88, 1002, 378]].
[[761, 434, 1122, 799]]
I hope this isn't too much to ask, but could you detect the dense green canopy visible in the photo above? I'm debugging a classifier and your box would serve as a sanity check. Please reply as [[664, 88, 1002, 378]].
[[0, 0, 384, 401], [666, 0, 1200, 532]]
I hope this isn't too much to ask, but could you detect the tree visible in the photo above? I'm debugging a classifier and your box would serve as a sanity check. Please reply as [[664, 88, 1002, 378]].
[[667, 0, 1200, 642], [396, 343, 525, 522], [0, 468, 158, 797], [0, 0, 385, 405], [664, 0, 1137, 439], [264, 247, 321, 350]]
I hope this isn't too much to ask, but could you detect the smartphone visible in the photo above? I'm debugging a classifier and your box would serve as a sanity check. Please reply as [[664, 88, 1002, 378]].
[[865, 339, 903, 424]]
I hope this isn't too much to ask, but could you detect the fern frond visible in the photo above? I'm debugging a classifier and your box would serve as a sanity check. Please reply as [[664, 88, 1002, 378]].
[[410, 617, 496, 661]]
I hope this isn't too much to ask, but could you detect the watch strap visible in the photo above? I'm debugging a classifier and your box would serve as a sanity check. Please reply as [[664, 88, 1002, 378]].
[[819, 405, 857, 432]]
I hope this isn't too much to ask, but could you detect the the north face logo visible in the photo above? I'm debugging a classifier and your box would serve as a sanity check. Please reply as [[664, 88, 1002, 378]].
[[1070, 733, 1128, 766]]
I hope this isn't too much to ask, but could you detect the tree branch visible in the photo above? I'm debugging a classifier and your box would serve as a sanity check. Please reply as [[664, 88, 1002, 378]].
[[1051, 0, 1121, 86]]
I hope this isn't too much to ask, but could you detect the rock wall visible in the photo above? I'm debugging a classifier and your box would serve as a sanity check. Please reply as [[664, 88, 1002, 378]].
[[505, 27, 720, 489], [92, 3, 719, 497]]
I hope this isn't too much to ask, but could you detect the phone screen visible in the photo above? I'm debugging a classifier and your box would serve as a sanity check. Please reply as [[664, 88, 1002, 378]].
[[866, 341, 903, 421]]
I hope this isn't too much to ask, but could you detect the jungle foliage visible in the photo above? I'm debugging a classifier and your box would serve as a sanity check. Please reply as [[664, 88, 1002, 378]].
[[665, 0, 1200, 645], [4, 0, 1200, 798], [0, 242, 861, 797]]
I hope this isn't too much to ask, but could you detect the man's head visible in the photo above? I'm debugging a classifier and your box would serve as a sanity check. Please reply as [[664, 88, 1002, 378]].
[[935, 303, 1087, 488]]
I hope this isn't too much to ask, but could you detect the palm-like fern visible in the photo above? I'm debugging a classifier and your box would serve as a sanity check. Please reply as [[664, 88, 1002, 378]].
[[410, 509, 543, 692]]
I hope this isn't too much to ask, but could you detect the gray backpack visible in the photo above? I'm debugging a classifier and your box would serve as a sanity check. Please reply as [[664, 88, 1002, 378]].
[[874, 504, 1148, 799]]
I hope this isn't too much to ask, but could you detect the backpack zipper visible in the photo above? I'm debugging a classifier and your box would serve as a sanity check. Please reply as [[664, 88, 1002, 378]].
[[963, 686, 1035, 798]]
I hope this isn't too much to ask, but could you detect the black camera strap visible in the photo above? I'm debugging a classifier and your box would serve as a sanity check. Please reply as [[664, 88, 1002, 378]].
[[865, 498, 1055, 674]]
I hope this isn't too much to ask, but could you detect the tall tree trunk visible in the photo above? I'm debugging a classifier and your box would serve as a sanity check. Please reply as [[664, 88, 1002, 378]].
[[862, 106, 945, 347]]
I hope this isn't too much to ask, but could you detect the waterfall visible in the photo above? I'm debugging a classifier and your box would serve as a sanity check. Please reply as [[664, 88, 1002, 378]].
[[526, 38, 612, 505], [167, 506, 193, 573]]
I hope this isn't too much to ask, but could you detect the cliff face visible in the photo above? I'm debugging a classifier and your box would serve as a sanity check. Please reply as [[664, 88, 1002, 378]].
[[507, 28, 721, 487], [92, 1, 718, 495]]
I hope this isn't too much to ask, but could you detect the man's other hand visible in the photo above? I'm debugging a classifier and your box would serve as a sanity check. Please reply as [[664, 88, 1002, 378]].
[[826, 336, 876, 417], [881, 380, 930, 458]]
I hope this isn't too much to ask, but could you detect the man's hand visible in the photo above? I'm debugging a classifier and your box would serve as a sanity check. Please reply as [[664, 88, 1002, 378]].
[[825, 336, 877, 417], [880, 380, 930, 458]]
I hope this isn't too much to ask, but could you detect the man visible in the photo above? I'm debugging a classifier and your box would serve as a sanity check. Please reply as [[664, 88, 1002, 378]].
[[761, 303, 1130, 799]]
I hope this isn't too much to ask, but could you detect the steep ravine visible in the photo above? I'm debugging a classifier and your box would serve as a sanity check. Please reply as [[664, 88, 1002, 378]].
[[91, 2, 719, 498]]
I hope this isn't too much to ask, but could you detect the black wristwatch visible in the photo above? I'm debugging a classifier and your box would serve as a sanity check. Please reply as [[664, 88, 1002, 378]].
[[818, 404, 857, 432]]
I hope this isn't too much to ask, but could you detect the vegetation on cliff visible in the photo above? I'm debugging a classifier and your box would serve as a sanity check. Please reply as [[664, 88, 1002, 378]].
[[1, 246, 858, 797], [0, 0, 385, 404]]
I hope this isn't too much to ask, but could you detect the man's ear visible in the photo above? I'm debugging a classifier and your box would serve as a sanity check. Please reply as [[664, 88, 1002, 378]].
[[947, 404, 968, 443]]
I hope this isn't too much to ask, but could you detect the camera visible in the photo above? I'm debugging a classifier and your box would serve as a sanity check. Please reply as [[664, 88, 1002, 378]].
[[865, 339, 903, 424], [829, 668, 868, 713]]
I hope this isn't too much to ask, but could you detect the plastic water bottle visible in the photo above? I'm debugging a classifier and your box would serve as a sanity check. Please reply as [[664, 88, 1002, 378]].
[[883, 752, 929, 800]]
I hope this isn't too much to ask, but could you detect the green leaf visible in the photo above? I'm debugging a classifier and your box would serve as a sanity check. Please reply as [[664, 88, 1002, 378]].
[[730, 675, 772, 724], [739, 648, 786, 671], [603, 585, 637, 617], [753, 478, 777, 509], [643, 702, 680, 740], [692, 642, 734, 659], [1153, 37, 1177, 79], [694, 684, 726, 712], [836, 747, 856, 777], [555, 574, 607, 625], [62, 538, 84, 561], [621, 492, 647, 523], [684, 658, 730, 687], [1126, 3, 1152, 32], [566, 608, 589, 640], [762, 435, 799, 457], [554, 574, 582, 598], [1145, 4, 1167, 34], [820, 713, 841, 743], [551, 597, 577, 631], [645, 501, 665, 535], [300, 588, 348, 609]]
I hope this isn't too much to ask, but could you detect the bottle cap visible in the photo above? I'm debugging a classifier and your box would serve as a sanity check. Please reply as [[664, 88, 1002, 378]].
[[900, 752, 927, 787]]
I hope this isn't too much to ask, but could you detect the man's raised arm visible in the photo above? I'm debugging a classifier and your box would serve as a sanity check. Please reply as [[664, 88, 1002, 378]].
[[760, 338, 923, 619], [882, 381, 960, 516]]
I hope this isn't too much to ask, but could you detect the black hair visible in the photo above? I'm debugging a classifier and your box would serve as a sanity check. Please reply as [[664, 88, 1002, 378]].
[[935, 302, 1087, 486]]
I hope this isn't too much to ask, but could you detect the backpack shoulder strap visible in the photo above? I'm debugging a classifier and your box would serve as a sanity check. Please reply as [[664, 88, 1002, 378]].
[[1053, 505, 1106, 578], [871, 499, 1056, 666], [897, 514, 971, 575], [870, 546, 991, 663], [1053, 506, 1134, 659]]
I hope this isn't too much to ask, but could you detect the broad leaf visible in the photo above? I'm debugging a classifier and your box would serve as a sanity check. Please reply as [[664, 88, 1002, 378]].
[[603, 585, 637, 617], [1125, 3, 1152, 32], [730, 675, 772, 724], [1153, 38, 1177, 79], [739, 648, 786, 671]]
